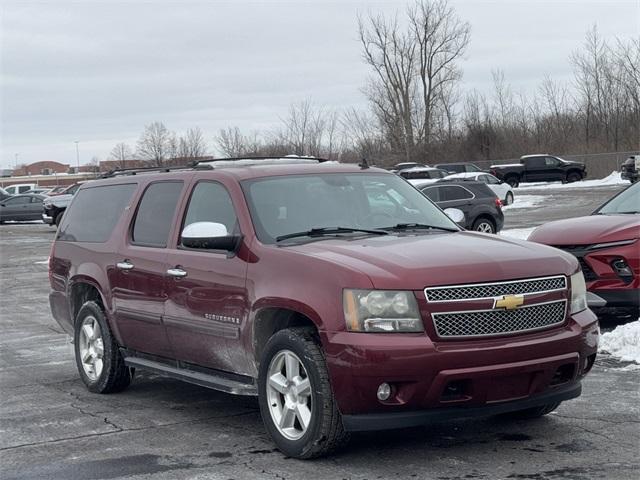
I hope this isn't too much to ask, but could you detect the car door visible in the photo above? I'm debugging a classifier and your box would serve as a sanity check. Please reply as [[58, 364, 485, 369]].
[[523, 157, 546, 181], [0, 196, 32, 221], [544, 156, 565, 181], [110, 180, 185, 358], [164, 180, 250, 374], [26, 196, 44, 220], [436, 185, 475, 228]]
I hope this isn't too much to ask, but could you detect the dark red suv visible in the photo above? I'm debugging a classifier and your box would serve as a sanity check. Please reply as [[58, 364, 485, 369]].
[[49, 157, 599, 458]]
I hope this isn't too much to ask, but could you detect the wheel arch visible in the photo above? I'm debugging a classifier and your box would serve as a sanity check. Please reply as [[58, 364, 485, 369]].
[[251, 304, 323, 368]]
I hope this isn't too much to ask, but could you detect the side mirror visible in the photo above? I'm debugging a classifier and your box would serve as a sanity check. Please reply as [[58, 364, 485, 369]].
[[444, 208, 465, 224], [181, 222, 241, 251]]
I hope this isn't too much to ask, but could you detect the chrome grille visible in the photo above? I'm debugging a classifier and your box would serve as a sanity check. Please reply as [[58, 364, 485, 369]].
[[432, 301, 566, 338], [425, 276, 566, 302]]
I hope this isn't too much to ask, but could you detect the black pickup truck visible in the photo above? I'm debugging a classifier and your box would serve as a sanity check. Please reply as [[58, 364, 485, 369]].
[[490, 154, 587, 188]]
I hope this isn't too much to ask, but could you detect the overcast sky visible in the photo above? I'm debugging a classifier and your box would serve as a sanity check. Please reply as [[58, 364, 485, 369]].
[[1, 0, 638, 169]]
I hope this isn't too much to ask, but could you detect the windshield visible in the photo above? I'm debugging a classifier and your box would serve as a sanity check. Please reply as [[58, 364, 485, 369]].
[[595, 182, 640, 215], [243, 173, 460, 244]]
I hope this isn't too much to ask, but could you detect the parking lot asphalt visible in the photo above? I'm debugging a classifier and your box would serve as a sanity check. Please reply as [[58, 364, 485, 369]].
[[1, 183, 638, 480]]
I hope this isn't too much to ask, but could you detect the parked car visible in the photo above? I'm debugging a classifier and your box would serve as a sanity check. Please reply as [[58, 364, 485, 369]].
[[445, 172, 515, 205], [0, 187, 11, 201], [390, 162, 428, 172], [3, 183, 38, 195], [529, 182, 639, 320], [435, 162, 487, 174], [42, 182, 83, 226], [46, 185, 71, 196], [0, 194, 46, 223], [398, 166, 448, 181], [490, 155, 587, 188], [49, 158, 598, 459], [24, 187, 53, 196], [620, 155, 639, 183], [416, 180, 505, 233]]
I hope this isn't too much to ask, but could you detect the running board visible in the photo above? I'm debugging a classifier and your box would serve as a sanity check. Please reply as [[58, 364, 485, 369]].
[[124, 356, 257, 396]]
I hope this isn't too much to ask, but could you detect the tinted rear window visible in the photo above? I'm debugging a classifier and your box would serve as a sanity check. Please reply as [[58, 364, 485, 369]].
[[131, 181, 183, 247], [57, 184, 137, 242]]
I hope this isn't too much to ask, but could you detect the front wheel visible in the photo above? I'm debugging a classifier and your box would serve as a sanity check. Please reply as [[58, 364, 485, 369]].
[[54, 211, 64, 227], [505, 191, 514, 205], [258, 328, 349, 459], [566, 172, 582, 183]]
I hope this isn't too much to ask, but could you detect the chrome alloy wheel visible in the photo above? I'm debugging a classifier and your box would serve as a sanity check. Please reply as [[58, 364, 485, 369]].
[[266, 350, 313, 440], [476, 221, 493, 233], [78, 315, 104, 381]]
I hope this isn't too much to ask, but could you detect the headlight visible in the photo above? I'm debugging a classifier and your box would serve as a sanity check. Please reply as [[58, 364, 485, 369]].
[[570, 271, 588, 314], [343, 289, 423, 332]]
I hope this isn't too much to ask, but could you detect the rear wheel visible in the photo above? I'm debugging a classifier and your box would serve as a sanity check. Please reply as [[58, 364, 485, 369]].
[[505, 176, 519, 188], [472, 217, 496, 234], [505, 192, 514, 205], [74, 301, 133, 393], [258, 328, 348, 459]]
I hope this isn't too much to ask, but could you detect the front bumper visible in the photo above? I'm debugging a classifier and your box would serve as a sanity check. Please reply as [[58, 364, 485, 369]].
[[42, 212, 54, 225], [343, 380, 581, 431], [324, 309, 598, 418]]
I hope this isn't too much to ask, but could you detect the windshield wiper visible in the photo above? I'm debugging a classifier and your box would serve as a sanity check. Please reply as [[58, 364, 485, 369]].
[[383, 223, 459, 232], [276, 227, 388, 242]]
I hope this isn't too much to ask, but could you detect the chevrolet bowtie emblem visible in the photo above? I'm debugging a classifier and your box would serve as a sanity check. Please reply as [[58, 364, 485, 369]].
[[494, 294, 524, 310]]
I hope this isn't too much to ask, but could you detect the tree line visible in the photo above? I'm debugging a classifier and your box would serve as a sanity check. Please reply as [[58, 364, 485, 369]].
[[110, 0, 639, 168]]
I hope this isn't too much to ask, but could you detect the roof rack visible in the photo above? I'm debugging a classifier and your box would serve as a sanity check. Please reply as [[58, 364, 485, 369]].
[[101, 156, 332, 178]]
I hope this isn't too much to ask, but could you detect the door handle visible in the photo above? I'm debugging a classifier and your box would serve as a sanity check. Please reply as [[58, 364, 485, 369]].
[[116, 261, 134, 271], [167, 268, 187, 278]]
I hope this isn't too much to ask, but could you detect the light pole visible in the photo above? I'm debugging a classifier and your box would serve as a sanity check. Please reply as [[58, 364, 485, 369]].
[[74, 141, 80, 171], [14, 153, 19, 168]]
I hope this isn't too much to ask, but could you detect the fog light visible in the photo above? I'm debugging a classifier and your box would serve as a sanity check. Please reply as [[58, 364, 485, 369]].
[[611, 258, 633, 282], [377, 382, 392, 401]]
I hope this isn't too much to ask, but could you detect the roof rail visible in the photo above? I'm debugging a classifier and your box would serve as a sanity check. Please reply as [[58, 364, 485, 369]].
[[194, 155, 330, 166], [100, 156, 331, 178], [100, 163, 206, 178]]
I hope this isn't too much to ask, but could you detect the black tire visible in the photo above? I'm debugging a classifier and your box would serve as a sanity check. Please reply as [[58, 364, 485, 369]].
[[504, 402, 561, 420], [258, 328, 349, 459], [74, 301, 133, 394], [505, 191, 514, 205], [472, 217, 496, 234], [566, 171, 582, 183], [54, 211, 64, 227], [505, 176, 519, 188]]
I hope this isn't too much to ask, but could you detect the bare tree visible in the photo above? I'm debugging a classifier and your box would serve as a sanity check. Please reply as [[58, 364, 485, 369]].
[[136, 122, 173, 166], [359, 0, 470, 161], [109, 142, 133, 168], [177, 127, 208, 160]]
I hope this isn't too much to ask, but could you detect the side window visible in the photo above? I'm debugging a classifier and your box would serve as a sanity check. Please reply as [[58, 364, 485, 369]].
[[132, 181, 183, 247], [485, 175, 500, 185], [5, 196, 31, 205], [181, 182, 238, 236], [441, 185, 473, 201], [18, 186, 31, 194], [421, 186, 440, 202], [57, 184, 137, 243], [545, 156, 559, 167], [31, 196, 43, 204], [525, 157, 545, 168], [467, 164, 481, 172]]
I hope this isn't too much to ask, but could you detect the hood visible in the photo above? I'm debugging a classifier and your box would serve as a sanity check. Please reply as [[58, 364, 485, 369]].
[[286, 231, 577, 290], [45, 193, 73, 206], [562, 160, 585, 167], [529, 215, 640, 246]]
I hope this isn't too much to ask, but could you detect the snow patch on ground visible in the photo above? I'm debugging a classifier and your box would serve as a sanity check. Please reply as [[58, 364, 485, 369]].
[[599, 320, 640, 363], [499, 227, 537, 240], [517, 171, 627, 190], [502, 195, 545, 211]]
